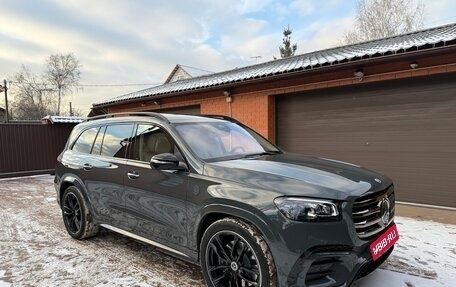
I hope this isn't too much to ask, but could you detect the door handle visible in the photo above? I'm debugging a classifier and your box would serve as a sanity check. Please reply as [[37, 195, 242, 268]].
[[83, 163, 93, 170], [127, 171, 140, 180]]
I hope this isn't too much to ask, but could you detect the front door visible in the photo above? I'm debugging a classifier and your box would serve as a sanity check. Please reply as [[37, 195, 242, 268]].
[[123, 123, 189, 254]]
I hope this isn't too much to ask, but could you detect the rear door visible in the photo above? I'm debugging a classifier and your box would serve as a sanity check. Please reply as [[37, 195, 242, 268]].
[[72, 123, 134, 227]]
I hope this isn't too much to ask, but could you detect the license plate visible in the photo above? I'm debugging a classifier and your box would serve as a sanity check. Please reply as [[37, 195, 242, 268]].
[[370, 224, 399, 261]]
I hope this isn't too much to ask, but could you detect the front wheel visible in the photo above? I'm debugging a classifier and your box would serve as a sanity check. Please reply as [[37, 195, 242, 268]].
[[200, 217, 277, 287], [61, 186, 99, 239]]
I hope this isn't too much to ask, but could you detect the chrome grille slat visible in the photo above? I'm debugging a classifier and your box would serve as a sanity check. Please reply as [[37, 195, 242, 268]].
[[354, 218, 381, 228], [352, 186, 395, 239], [356, 218, 395, 238], [352, 206, 380, 217]]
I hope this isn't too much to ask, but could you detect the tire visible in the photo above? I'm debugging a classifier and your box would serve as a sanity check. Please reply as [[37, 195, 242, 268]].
[[200, 217, 277, 287], [61, 186, 99, 239]]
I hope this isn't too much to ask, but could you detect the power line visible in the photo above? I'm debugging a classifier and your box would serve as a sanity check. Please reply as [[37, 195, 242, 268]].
[[8, 81, 162, 87], [178, 64, 214, 74], [78, 83, 162, 87]]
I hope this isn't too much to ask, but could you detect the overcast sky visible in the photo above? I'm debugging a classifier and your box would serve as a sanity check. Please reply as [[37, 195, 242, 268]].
[[1, 0, 455, 115]]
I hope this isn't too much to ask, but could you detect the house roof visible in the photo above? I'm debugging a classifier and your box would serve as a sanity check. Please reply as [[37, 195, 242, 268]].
[[165, 64, 214, 83], [94, 23, 456, 107], [165, 65, 191, 83], [41, 115, 85, 124]]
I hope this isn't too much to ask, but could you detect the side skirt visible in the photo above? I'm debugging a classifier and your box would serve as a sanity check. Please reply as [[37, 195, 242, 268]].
[[100, 224, 196, 262]]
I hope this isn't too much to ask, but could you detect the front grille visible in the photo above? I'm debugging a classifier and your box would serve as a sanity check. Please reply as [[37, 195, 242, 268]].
[[352, 185, 395, 239]]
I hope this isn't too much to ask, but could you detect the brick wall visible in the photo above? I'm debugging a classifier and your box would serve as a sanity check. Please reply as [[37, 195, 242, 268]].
[[108, 90, 276, 141]]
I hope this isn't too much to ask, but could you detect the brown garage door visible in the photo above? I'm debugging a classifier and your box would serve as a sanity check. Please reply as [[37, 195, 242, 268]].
[[277, 74, 456, 208], [154, 105, 200, 115]]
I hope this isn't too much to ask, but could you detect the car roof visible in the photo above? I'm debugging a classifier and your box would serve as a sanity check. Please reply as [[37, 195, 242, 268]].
[[81, 113, 231, 126], [161, 113, 228, 123]]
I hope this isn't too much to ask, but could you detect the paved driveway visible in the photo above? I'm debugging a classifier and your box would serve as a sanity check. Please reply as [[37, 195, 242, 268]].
[[0, 175, 454, 286]]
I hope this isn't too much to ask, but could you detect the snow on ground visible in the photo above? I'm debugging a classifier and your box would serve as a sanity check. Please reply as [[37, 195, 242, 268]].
[[354, 269, 440, 287], [381, 217, 456, 286], [0, 175, 455, 286]]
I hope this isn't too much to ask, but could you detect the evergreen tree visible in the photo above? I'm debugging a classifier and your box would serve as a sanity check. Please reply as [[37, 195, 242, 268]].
[[279, 25, 297, 58]]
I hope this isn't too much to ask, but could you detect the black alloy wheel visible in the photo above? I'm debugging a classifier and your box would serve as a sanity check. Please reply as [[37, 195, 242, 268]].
[[63, 192, 82, 234], [206, 231, 261, 286], [61, 186, 99, 239], [201, 218, 277, 287]]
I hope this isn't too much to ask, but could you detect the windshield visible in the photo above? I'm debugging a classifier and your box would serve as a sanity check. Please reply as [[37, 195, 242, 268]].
[[174, 121, 280, 161]]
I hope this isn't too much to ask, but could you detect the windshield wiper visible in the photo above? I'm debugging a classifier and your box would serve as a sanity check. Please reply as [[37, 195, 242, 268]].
[[242, 151, 281, 158]]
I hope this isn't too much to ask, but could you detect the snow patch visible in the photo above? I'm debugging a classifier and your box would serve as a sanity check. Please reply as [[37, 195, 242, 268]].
[[0, 271, 11, 287]]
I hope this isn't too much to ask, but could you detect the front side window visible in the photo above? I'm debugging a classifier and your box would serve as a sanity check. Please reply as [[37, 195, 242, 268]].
[[174, 121, 280, 160], [72, 127, 100, 154], [129, 124, 176, 162], [100, 124, 134, 158]]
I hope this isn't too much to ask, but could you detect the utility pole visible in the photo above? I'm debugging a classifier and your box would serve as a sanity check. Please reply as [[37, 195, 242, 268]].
[[0, 80, 9, 123], [69, 102, 73, 116]]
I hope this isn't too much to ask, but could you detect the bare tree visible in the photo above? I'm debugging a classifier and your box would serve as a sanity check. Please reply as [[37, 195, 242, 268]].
[[45, 53, 81, 115], [10, 65, 57, 120], [279, 25, 297, 58], [343, 0, 425, 44]]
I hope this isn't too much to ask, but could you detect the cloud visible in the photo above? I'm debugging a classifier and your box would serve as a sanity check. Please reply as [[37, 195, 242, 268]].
[[424, 0, 456, 27], [299, 17, 355, 53], [237, 0, 273, 14], [289, 0, 316, 16], [0, 0, 453, 115]]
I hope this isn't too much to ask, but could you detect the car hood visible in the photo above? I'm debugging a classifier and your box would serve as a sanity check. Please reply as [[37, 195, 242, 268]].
[[204, 153, 392, 201]]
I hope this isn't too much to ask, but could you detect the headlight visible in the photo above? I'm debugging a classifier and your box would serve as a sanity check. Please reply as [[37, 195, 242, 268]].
[[274, 197, 340, 221]]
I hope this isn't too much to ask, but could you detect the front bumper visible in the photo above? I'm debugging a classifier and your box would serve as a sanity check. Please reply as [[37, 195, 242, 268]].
[[280, 239, 394, 287], [268, 212, 396, 287]]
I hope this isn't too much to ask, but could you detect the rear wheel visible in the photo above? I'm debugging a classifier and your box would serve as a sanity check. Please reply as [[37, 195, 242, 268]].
[[62, 186, 99, 239], [200, 217, 277, 287]]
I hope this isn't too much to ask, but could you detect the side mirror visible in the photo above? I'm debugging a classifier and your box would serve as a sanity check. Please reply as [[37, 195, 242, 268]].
[[150, 153, 180, 170]]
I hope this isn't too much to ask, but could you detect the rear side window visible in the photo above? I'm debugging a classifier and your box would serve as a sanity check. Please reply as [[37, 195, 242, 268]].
[[91, 126, 106, 155], [100, 124, 134, 158], [72, 127, 100, 154]]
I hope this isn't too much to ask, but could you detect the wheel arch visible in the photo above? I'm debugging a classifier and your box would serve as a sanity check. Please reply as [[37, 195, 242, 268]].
[[196, 204, 278, 260], [58, 175, 94, 216]]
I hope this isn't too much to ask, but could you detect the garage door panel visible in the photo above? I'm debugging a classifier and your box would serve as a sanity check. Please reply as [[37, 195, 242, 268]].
[[277, 74, 456, 207]]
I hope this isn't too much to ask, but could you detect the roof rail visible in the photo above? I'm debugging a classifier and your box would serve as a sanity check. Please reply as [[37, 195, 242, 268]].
[[202, 114, 241, 124], [83, 112, 170, 123]]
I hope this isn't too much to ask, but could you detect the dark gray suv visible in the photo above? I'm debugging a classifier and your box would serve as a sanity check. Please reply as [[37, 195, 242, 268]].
[[55, 112, 398, 287]]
